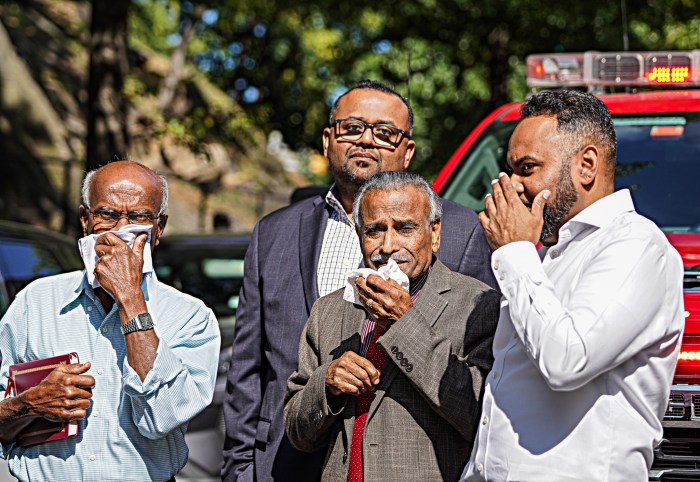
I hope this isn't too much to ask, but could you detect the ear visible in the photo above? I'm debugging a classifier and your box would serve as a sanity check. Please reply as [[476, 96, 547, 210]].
[[430, 219, 441, 253], [403, 139, 416, 170], [322, 127, 331, 158], [578, 145, 599, 187], [79, 205, 90, 236], [153, 214, 168, 247]]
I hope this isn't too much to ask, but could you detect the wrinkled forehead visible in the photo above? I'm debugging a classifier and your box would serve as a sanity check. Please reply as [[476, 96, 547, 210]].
[[360, 186, 430, 222], [90, 165, 162, 207]]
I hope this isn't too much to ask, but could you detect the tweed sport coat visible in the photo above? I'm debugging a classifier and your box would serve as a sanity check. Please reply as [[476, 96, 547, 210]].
[[222, 193, 497, 482], [284, 260, 500, 482]]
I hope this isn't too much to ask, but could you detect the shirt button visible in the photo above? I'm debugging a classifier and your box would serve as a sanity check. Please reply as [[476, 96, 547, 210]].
[[101, 326, 109, 333], [550, 249, 559, 258], [493, 261, 500, 270], [499, 273, 506, 281], [477, 463, 484, 473], [492, 371, 499, 379], [89, 454, 96, 461], [97, 368, 104, 375], [482, 415, 489, 425], [93, 410, 100, 418], [87, 306, 93, 312]]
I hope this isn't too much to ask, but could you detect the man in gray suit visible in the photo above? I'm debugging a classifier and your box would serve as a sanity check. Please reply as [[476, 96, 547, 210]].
[[222, 80, 496, 482], [285, 171, 500, 482]]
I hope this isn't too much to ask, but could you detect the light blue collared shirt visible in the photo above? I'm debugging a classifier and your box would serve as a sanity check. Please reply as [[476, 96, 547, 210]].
[[0, 271, 221, 482]]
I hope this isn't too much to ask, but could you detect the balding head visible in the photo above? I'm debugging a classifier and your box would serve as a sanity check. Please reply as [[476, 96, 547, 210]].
[[82, 161, 168, 216]]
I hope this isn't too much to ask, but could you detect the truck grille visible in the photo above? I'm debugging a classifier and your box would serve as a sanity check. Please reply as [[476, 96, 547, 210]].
[[667, 394, 688, 420]]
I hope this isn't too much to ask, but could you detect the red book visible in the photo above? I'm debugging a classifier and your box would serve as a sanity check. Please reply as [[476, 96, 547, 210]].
[[6, 353, 80, 447]]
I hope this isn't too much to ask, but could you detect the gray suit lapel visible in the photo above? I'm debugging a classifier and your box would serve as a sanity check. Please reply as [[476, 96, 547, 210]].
[[299, 197, 328, 314], [366, 260, 452, 422]]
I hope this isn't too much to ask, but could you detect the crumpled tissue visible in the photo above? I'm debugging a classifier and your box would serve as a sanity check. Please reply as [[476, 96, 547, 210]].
[[78, 223, 154, 288], [343, 258, 410, 305]]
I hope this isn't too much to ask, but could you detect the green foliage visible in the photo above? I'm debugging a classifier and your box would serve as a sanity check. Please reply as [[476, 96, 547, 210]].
[[129, 0, 700, 180]]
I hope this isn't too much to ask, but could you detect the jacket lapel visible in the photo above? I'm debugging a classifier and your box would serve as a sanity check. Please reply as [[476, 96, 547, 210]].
[[366, 260, 452, 422], [299, 197, 328, 314]]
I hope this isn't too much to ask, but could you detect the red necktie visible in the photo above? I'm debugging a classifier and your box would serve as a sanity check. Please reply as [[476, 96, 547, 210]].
[[346, 325, 387, 482]]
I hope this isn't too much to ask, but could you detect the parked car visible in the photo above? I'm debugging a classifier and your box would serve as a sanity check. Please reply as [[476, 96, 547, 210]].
[[0, 220, 82, 317], [152, 232, 250, 478], [0, 221, 82, 482]]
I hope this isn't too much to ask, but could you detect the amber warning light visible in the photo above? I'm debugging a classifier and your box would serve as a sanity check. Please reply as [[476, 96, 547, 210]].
[[527, 50, 700, 88]]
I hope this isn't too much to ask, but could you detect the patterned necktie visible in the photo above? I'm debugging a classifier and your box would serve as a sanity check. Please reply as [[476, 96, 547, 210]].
[[346, 324, 387, 482]]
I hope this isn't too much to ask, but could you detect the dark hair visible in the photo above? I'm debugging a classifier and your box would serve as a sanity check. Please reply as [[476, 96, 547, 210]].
[[329, 80, 414, 136], [521, 90, 617, 169]]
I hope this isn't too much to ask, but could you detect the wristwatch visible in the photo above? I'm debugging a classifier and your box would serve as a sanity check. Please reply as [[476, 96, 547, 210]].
[[121, 313, 155, 335]]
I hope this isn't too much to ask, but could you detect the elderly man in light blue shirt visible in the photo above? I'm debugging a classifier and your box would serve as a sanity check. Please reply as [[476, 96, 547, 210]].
[[0, 160, 220, 482]]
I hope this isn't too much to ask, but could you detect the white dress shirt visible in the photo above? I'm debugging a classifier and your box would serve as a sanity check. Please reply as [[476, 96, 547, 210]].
[[316, 186, 363, 297], [464, 189, 684, 482]]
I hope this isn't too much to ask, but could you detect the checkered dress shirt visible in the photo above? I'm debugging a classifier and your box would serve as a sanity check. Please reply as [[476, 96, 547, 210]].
[[316, 186, 363, 298]]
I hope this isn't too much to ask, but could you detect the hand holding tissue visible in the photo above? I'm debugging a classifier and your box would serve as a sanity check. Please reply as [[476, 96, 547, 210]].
[[78, 223, 154, 289], [343, 258, 409, 305]]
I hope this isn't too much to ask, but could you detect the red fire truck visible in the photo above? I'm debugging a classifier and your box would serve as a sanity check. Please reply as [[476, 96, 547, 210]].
[[433, 50, 700, 481]]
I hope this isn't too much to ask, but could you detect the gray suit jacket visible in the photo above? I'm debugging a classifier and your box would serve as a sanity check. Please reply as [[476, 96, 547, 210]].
[[222, 193, 497, 482], [284, 260, 500, 482]]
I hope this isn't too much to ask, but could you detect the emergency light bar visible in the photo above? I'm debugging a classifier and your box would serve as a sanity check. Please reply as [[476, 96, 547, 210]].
[[526, 50, 700, 87]]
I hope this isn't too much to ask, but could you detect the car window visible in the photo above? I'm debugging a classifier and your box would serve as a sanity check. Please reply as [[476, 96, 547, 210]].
[[441, 112, 700, 232], [0, 239, 68, 301]]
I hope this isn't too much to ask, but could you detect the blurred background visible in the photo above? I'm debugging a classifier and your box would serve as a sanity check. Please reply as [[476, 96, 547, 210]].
[[0, 0, 697, 236]]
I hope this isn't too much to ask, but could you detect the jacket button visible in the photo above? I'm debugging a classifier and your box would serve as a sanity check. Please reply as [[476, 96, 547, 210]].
[[405, 364, 413, 373], [391, 346, 398, 354], [397, 352, 403, 360], [400, 359, 408, 366]]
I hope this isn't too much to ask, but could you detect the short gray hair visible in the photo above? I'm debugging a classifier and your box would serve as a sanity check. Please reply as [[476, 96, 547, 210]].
[[81, 162, 169, 215], [352, 171, 442, 228]]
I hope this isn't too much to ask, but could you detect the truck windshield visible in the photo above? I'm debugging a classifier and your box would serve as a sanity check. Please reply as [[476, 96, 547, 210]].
[[442, 112, 700, 232]]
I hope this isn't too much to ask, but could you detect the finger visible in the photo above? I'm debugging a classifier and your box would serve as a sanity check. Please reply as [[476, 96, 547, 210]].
[[478, 210, 490, 230], [531, 190, 551, 219], [95, 233, 124, 246], [483, 193, 497, 218], [499, 172, 521, 206], [56, 362, 91, 375], [364, 274, 391, 293], [64, 386, 94, 400], [490, 178, 507, 209], [132, 232, 148, 258], [94, 245, 114, 257], [354, 356, 380, 385], [341, 360, 375, 390]]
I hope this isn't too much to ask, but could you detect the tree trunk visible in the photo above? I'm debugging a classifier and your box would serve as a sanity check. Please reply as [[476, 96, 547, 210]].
[[86, 0, 131, 171]]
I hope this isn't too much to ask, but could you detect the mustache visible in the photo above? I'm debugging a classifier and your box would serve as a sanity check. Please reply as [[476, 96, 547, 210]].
[[370, 253, 409, 264]]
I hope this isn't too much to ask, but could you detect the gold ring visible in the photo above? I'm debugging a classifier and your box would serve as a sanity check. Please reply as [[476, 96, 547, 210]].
[[367, 299, 374, 310]]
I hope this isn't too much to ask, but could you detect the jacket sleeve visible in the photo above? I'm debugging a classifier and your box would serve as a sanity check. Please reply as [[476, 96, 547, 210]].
[[377, 287, 501, 441], [459, 218, 498, 290], [222, 224, 262, 482], [284, 301, 347, 453]]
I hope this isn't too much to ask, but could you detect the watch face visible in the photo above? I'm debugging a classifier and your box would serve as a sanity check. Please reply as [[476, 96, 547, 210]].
[[138, 313, 154, 329]]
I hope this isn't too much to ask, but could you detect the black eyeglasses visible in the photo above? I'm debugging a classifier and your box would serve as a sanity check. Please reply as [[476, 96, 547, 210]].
[[333, 118, 410, 148], [90, 208, 158, 227]]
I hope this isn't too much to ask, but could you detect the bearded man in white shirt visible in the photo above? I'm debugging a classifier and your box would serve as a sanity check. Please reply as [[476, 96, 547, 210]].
[[464, 89, 684, 482]]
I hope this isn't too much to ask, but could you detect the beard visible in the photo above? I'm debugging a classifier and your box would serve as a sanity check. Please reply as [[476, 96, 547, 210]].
[[539, 163, 578, 245], [329, 149, 384, 186]]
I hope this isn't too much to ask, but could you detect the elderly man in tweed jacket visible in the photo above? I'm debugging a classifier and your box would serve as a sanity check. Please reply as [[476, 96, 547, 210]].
[[284, 171, 500, 482]]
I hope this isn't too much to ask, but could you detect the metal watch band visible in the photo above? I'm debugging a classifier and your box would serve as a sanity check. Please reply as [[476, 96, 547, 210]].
[[121, 312, 154, 335]]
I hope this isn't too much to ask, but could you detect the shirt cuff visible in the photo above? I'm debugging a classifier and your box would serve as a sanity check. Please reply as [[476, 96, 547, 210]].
[[122, 340, 182, 396], [491, 241, 543, 291]]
